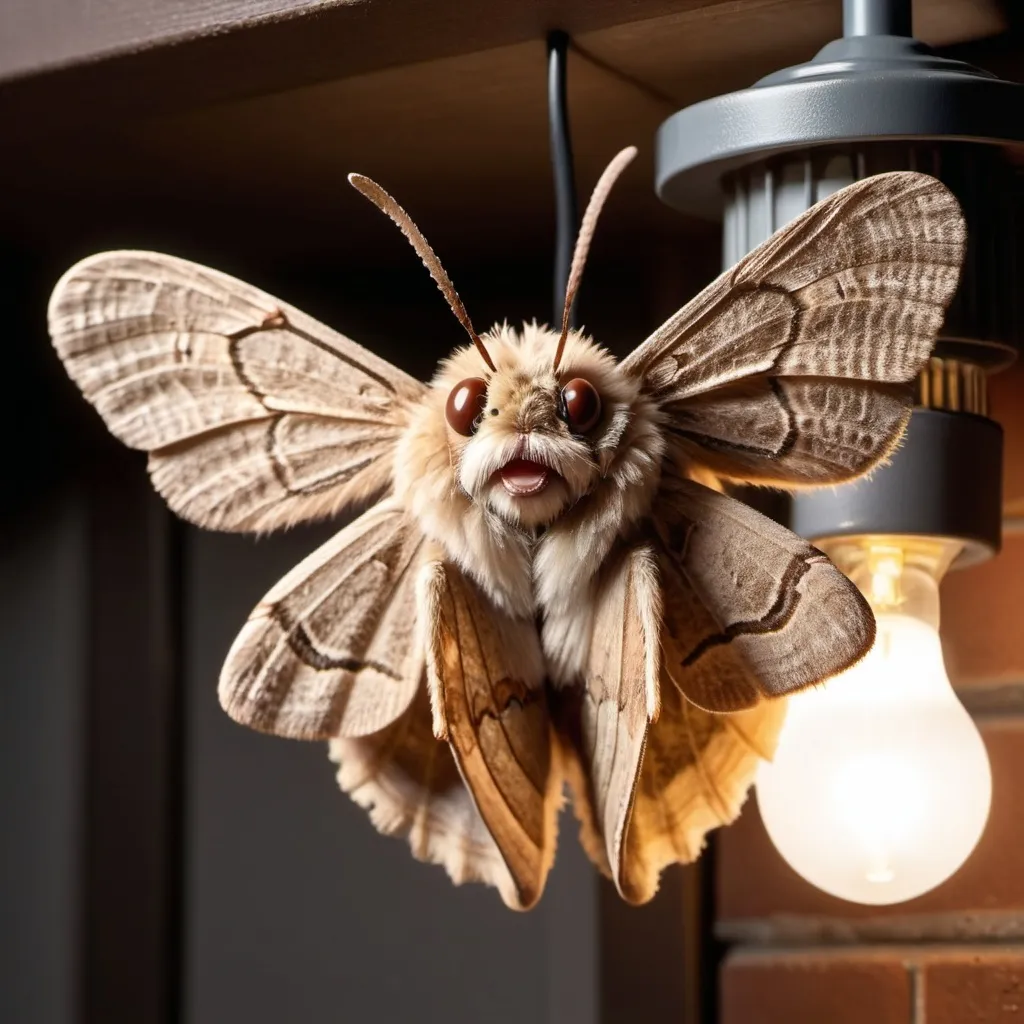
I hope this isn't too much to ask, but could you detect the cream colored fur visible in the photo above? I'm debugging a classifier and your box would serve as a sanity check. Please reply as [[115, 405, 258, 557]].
[[393, 322, 665, 680]]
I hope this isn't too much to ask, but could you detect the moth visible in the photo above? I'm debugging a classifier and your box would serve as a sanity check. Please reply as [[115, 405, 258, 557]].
[[48, 148, 965, 909]]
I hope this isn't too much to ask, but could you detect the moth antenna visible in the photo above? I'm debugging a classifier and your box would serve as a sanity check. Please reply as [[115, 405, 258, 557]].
[[552, 146, 638, 372], [349, 173, 496, 372]]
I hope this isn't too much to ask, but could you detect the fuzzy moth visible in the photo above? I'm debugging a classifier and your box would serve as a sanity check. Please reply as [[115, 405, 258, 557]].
[[47, 148, 965, 908]]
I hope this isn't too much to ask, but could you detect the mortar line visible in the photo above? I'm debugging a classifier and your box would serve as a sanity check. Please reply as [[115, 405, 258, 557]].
[[909, 961, 926, 1024]]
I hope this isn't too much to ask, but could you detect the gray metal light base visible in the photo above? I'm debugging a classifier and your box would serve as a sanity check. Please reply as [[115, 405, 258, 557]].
[[791, 409, 1003, 567], [720, 142, 1020, 369], [656, 24, 1024, 218], [654, 0, 1018, 566]]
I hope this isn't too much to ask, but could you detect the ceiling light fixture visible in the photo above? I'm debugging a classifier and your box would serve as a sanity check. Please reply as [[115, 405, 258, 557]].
[[655, 0, 1024, 904]]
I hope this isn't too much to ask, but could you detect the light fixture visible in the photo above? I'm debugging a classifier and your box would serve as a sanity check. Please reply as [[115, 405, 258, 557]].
[[757, 362, 1001, 902], [756, 536, 991, 903], [655, 0, 1024, 903]]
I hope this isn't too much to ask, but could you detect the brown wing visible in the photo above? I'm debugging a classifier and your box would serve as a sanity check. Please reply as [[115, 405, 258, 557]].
[[421, 559, 560, 910], [219, 501, 425, 740], [48, 250, 426, 531], [330, 683, 524, 906], [622, 172, 965, 485], [556, 539, 786, 903], [556, 544, 661, 899], [653, 476, 874, 713], [620, 680, 786, 904]]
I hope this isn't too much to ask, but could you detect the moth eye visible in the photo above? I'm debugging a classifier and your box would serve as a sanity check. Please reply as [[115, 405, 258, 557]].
[[445, 377, 489, 436], [559, 378, 602, 434]]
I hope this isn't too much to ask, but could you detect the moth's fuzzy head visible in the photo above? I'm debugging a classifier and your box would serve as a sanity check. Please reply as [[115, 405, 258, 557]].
[[426, 322, 642, 528]]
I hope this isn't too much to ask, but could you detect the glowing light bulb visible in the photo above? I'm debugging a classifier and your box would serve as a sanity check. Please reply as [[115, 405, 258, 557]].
[[756, 539, 991, 905]]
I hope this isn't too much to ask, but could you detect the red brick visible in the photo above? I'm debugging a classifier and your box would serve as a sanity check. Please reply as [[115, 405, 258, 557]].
[[923, 953, 1024, 1022], [943, 533, 1024, 687], [990, 364, 1024, 518], [721, 951, 912, 1024], [717, 719, 1024, 930]]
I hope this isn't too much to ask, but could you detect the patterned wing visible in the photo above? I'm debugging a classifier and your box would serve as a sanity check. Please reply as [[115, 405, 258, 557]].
[[623, 172, 965, 485], [558, 539, 787, 903], [49, 250, 426, 531], [220, 502, 425, 740], [652, 476, 874, 712], [421, 559, 561, 910]]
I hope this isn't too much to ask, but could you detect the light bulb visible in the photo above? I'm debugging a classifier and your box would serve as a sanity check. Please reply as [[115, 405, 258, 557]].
[[756, 538, 991, 905]]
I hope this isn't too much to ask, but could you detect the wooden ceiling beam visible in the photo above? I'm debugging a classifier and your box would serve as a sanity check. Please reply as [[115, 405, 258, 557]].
[[0, 0, 724, 127], [0, 0, 1006, 134]]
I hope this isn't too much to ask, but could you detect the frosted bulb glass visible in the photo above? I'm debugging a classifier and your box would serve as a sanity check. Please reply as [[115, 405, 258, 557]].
[[756, 613, 991, 904]]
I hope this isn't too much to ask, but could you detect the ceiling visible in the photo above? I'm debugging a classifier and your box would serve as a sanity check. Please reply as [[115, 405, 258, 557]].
[[0, 0, 1017, 274]]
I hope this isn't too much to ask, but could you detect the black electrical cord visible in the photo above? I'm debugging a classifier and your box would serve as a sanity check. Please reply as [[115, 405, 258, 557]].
[[547, 30, 578, 330]]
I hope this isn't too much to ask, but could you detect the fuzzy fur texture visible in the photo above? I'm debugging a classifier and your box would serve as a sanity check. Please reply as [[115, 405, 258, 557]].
[[394, 321, 665, 681]]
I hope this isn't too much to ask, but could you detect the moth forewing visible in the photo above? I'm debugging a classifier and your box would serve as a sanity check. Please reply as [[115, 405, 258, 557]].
[[659, 378, 913, 489], [569, 542, 661, 898], [47, 250, 426, 533], [625, 172, 965, 489], [421, 556, 560, 910]]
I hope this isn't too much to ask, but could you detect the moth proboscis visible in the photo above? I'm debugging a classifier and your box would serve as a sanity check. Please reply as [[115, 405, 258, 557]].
[[47, 147, 966, 909]]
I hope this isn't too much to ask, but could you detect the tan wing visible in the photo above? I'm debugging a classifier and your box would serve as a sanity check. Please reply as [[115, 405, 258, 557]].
[[622, 172, 965, 485], [620, 681, 786, 904], [421, 559, 560, 910], [330, 683, 523, 906], [557, 544, 661, 898], [220, 501, 425, 740], [654, 476, 873, 713], [556, 540, 784, 903], [48, 251, 426, 531]]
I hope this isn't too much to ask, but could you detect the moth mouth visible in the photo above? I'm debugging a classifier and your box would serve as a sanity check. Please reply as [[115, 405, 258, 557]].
[[497, 458, 555, 497]]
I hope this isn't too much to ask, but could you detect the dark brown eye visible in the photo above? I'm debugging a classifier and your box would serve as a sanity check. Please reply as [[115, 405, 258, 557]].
[[445, 377, 488, 436], [559, 378, 602, 434]]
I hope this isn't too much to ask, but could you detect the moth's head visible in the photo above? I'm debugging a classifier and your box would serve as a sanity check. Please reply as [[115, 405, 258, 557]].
[[351, 146, 646, 529], [434, 324, 638, 527]]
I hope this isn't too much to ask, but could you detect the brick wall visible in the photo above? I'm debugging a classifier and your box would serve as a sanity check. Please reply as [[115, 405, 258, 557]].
[[717, 365, 1024, 1023]]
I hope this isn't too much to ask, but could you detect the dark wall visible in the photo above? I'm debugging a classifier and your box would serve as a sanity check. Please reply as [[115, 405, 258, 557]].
[[1, 495, 86, 1024], [182, 524, 597, 1024]]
